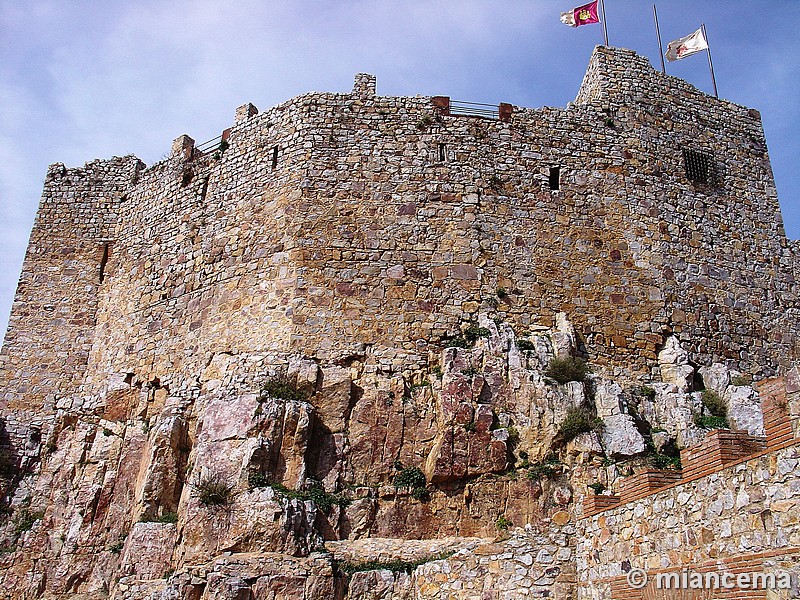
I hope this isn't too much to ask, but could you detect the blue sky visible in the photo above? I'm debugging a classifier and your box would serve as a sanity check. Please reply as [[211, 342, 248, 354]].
[[0, 0, 797, 337]]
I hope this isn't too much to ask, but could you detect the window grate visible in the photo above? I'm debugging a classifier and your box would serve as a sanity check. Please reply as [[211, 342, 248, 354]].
[[682, 149, 713, 184]]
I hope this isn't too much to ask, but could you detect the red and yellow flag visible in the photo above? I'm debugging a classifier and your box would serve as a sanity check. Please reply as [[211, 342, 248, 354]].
[[560, 1, 600, 27]]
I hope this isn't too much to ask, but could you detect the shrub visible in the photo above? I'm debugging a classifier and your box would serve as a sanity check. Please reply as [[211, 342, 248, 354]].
[[558, 408, 603, 443], [417, 115, 433, 130], [193, 474, 234, 506], [634, 385, 656, 401], [108, 541, 125, 554], [588, 482, 606, 495], [464, 325, 490, 344], [261, 375, 307, 403], [393, 467, 426, 490], [496, 287, 508, 299], [464, 421, 477, 433], [693, 413, 728, 430], [649, 452, 681, 470], [526, 457, 561, 480], [270, 482, 349, 512], [700, 390, 727, 418], [495, 515, 511, 530], [411, 486, 431, 501], [546, 357, 590, 384], [139, 511, 178, 524], [516, 339, 536, 352], [731, 374, 752, 387], [463, 366, 480, 377], [444, 337, 469, 349], [248, 471, 270, 489]]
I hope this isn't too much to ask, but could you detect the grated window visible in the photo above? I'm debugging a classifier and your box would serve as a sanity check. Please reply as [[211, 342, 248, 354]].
[[682, 149, 713, 184], [438, 143, 447, 162]]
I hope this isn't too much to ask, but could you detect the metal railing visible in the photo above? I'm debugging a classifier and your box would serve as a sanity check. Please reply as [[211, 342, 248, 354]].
[[449, 100, 500, 120], [195, 134, 226, 155]]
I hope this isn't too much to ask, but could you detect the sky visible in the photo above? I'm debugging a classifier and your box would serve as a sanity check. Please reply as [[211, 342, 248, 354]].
[[0, 0, 798, 338]]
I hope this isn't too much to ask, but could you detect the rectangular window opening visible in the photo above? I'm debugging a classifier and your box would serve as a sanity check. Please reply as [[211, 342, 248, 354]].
[[271, 146, 279, 169], [99, 243, 111, 283], [549, 166, 560, 191], [682, 149, 713, 184], [437, 143, 447, 162]]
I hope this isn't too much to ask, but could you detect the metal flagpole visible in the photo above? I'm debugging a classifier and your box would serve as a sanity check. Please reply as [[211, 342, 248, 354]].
[[701, 23, 719, 98], [653, 4, 666, 74], [600, 0, 610, 46]]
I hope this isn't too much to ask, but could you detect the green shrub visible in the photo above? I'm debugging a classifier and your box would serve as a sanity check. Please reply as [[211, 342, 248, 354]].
[[516, 339, 536, 352], [463, 366, 480, 377], [464, 421, 477, 433], [248, 471, 270, 489], [139, 511, 178, 524], [588, 482, 606, 495], [393, 467, 426, 490], [411, 486, 431, 501], [496, 287, 508, 299], [558, 408, 603, 443], [649, 452, 681, 470], [546, 357, 590, 384], [270, 482, 349, 512], [193, 474, 234, 506], [495, 515, 511, 530], [108, 541, 125, 554], [701, 389, 727, 418], [526, 458, 561, 480], [430, 366, 443, 378], [731, 374, 752, 387], [261, 375, 307, 403], [464, 325, 490, 344], [634, 385, 656, 401], [693, 413, 728, 430], [444, 337, 469, 349]]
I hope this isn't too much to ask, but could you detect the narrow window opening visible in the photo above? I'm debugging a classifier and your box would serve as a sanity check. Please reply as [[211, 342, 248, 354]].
[[181, 168, 194, 188], [682, 149, 713, 184], [438, 143, 447, 162], [199, 177, 209, 201], [271, 146, 279, 169], [549, 166, 560, 191], [99, 243, 111, 283]]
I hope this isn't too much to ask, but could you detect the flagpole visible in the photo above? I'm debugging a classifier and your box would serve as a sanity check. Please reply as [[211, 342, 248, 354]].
[[653, 4, 666, 74], [600, 0, 610, 46], [701, 23, 719, 98]]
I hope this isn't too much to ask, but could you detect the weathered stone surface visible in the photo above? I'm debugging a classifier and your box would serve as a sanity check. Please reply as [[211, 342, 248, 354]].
[[724, 385, 765, 436], [600, 414, 645, 457], [658, 337, 695, 392]]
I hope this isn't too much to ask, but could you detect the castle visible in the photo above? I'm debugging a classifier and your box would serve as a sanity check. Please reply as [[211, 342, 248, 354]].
[[0, 46, 797, 599]]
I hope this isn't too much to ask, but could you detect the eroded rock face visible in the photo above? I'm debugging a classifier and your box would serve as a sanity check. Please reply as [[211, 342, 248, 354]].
[[659, 337, 695, 392]]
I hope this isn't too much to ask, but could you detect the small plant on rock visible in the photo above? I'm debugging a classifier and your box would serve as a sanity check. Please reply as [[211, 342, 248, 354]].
[[731, 374, 752, 387], [516, 339, 536, 352], [393, 466, 426, 490], [193, 474, 234, 507], [700, 389, 727, 418], [464, 325, 490, 344], [526, 456, 561, 480], [13, 509, 43, 534], [495, 515, 511, 531], [248, 471, 270, 489], [546, 357, 590, 384], [261, 375, 308, 403], [557, 408, 603, 443], [588, 482, 606, 495]]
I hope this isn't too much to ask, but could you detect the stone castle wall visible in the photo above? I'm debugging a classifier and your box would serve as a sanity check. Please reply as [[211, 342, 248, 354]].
[[1, 47, 797, 422], [0, 45, 798, 600], [0, 156, 142, 418]]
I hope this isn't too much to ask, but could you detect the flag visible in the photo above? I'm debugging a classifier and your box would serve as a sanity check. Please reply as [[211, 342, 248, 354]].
[[666, 28, 709, 62], [560, 1, 600, 27]]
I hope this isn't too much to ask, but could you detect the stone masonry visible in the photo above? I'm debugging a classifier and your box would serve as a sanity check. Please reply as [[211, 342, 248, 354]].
[[0, 46, 797, 599]]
